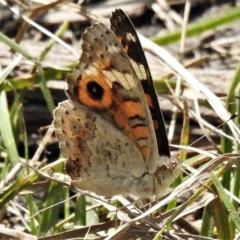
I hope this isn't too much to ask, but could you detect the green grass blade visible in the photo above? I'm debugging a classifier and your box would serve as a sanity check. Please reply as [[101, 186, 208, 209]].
[[152, 6, 240, 45], [38, 163, 65, 235], [221, 63, 240, 236], [0, 55, 23, 167], [211, 172, 240, 237], [75, 195, 86, 225], [0, 89, 20, 166], [0, 172, 39, 209], [37, 69, 55, 112], [201, 204, 214, 237], [0, 32, 35, 62]]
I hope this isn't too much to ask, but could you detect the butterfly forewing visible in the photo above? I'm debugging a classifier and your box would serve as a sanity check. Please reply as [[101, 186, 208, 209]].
[[65, 23, 158, 165]]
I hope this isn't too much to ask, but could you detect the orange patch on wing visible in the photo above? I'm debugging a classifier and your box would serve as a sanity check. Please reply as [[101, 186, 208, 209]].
[[124, 101, 145, 119], [123, 44, 129, 54], [113, 100, 145, 128], [131, 125, 148, 140], [113, 109, 129, 128], [116, 36, 129, 53], [78, 73, 113, 109], [112, 99, 149, 155], [145, 94, 154, 109], [117, 35, 123, 43]]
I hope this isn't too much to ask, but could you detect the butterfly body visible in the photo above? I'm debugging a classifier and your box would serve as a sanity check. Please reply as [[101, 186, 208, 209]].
[[53, 9, 180, 197]]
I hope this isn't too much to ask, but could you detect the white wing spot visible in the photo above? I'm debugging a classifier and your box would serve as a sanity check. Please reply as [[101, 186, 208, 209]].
[[130, 59, 147, 80], [126, 32, 136, 42]]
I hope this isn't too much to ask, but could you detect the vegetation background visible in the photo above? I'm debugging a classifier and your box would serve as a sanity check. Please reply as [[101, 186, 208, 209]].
[[0, 0, 240, 239]]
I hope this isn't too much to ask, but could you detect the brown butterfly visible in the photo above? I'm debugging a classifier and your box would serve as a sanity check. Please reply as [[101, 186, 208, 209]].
[[53, 9, 180, 197]]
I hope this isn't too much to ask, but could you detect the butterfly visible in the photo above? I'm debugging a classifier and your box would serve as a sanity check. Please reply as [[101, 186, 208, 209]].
[[53, 9, 180, 197]]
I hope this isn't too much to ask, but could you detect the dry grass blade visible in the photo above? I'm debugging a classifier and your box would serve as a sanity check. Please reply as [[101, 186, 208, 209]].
[[132, 153, 239, 223], [0, 226, 37, 240], [140, 34, 240, 144], [1, 1, 240, 239]]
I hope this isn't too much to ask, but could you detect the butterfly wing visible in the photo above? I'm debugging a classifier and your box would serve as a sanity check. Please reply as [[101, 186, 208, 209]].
[[110, 9, 170, 158], [65, 23, 158, 171], [54, 100, 148, 196], [53, 11, 181, 197]]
